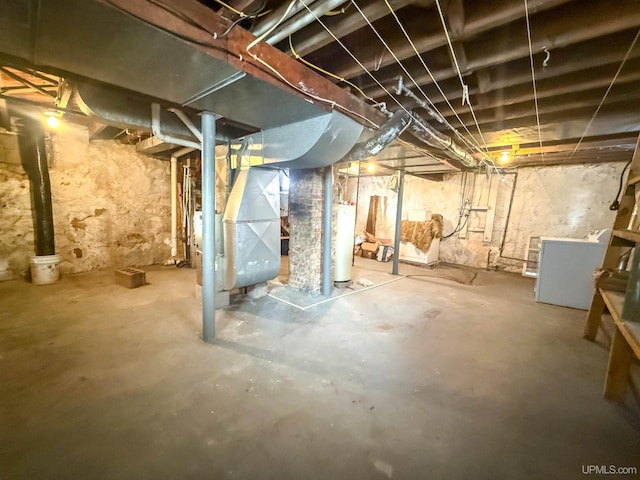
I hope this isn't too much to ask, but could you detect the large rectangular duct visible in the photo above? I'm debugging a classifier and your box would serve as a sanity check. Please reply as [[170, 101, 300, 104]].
[[233, 110, 363, 169], [223, 167, 281, 290]]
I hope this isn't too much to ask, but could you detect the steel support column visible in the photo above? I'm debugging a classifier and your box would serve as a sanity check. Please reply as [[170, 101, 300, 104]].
[[201, 112, 216, 342], [392, 170, 405, 275]]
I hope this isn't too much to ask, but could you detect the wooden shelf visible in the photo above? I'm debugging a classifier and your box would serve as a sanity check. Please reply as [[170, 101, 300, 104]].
[[612, 229, 640, 244], [627, 174, 640, 186], [599, 289, 640, 359]]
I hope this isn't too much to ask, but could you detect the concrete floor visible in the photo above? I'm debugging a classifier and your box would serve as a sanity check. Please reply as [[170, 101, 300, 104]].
[[1, 259, 639, 479]]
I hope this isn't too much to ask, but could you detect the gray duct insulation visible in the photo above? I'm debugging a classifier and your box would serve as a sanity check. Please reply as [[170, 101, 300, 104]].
[[16, 118, 56, 256], [345, 110, 413, 161], [345, 110, 478, 167], [408, 117, 478, 167]]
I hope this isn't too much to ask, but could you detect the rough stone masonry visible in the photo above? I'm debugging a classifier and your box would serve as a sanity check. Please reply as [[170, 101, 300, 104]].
[[288, 168, 326, 295]]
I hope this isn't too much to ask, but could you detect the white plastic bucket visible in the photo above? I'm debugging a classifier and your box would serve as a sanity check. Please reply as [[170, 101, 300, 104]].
[[29, 254, 61, 285]]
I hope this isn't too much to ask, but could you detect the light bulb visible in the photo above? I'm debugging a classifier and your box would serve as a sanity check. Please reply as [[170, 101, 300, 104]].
[[46, 115, 59, 128], [367, 163, 375, 173]]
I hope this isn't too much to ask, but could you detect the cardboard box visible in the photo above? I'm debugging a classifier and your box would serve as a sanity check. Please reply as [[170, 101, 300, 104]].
[[360, 241, 379, 252]]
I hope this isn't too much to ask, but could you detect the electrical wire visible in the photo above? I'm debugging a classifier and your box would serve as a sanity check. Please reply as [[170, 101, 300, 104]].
[[210, 0, 262, 17], [324, 1, 352, 16], [523, 0, 544, 161], [442, 212, 469, 239], [381, 0, 500, 173], [571, 27, 640, 158], [609, 158, 633, 210], [351, 0, 443, 121], [245, 0, 379, 127], [102, 0, 379, 129], [219, 0, 268, 38], [434, 0, 488, 151], [294, 0, 418, 120], [288, 36, 377, 104], [295, 0, 490, 172]]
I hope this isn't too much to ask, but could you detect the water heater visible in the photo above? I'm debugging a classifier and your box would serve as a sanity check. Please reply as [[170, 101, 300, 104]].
[[335, 204, 356, 285]]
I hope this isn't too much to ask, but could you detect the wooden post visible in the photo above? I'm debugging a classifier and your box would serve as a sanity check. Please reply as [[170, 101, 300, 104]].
[[584, 292, 605, 340], [603, 327, 633, 400]]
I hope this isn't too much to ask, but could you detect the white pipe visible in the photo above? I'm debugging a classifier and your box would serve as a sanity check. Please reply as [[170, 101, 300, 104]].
[[168, 107, 203, 143], [151, 103, 201, 150], [170, 147, 195, 260]]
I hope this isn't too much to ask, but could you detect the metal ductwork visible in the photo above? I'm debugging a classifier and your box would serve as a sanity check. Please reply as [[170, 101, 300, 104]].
[[408, 116, 478, 167], [233, 110, 363, 169], [345, 110, 413, 161], [341, 109, 477, 167], [265, 0, 351, 46], [223, 168, 281, 290], [75, 82, 201, 142]]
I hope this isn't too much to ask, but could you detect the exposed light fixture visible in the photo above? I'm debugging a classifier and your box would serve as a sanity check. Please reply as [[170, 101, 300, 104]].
[[499, 151, 511, 165], [46, 115, 59, 128], [367, 163, 375, 173], [44, 111, 60, 128]]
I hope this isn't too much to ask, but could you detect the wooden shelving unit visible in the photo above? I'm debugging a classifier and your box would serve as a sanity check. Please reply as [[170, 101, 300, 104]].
[[612, 229, 640, 244], [584, 135, 640, 401], [598, 289, 640, 400]]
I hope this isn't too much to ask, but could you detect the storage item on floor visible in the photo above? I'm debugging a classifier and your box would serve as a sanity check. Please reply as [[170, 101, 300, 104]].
[[399, 239, 439, 266], [535, 231, 610, 310], [29, 254, 61, 285], [115, 267, 146, 289]]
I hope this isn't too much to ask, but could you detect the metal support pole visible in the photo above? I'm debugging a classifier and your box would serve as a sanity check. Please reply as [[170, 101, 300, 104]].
[[322, 166, 333, 296], [201, 112, 216, 342], [392, 170, 405, 275]]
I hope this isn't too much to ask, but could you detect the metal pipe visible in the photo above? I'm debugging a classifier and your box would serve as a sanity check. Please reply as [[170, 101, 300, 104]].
[[168, 108, 203, 143], [16, 117, 55, 256], [266, 0, 349, 45], [352, 161, 361, 266], [171, 156, 178, 258], [392, 170, 405, 275], [252, 0, 308, 38], [151, 103, 201, 150], [322, 165, 333, 296], [170, 147, 195, 260], [202, 112, 217, 342]]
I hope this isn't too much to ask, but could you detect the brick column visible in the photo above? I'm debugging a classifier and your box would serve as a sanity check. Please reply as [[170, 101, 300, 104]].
[[288, 168, 325, 295]]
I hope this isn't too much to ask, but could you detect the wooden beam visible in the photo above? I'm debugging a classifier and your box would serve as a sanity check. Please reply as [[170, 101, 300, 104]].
[[604, 327, 634, 400]]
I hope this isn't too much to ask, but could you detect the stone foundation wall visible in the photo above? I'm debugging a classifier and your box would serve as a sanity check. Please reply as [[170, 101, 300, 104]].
[[347, 162, 624, 271], [0, 123, 172, 281]]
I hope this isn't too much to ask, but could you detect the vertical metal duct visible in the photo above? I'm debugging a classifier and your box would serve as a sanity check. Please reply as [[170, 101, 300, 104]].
[[223, 167, 281, 290], [16, 117, 55, 256]]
